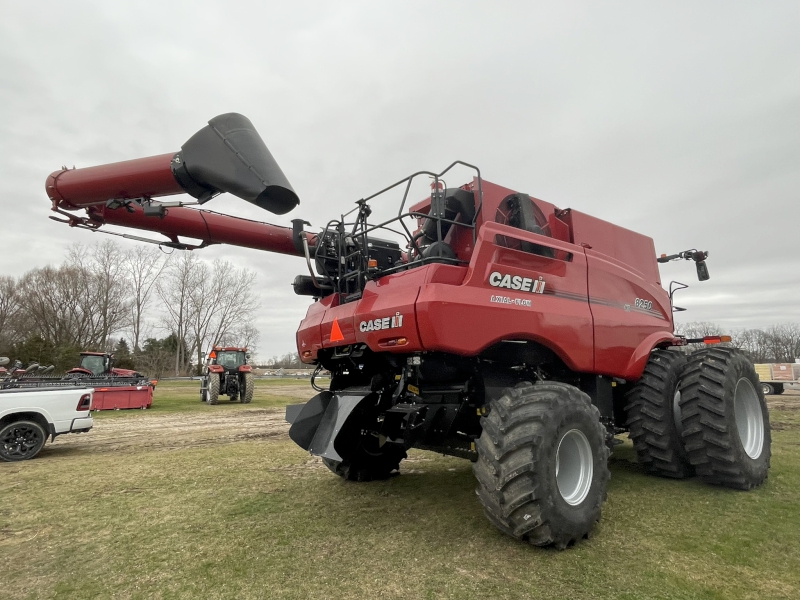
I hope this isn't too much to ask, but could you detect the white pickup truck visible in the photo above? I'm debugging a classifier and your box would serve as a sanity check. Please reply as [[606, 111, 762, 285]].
[[0, 387, 94, 461]]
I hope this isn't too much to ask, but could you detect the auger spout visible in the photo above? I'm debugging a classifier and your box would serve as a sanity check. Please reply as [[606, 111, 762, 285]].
[[46, 113, 299, 215]]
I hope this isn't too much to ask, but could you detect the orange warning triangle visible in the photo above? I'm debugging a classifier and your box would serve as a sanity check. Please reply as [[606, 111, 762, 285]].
[[330, 319, 345, 342]]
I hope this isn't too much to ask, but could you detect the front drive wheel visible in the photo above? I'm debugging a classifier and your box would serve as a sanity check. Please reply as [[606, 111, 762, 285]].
[[473, 382, 610, 549], [0, 420, 47, 462], [678, 347, 771, 489]]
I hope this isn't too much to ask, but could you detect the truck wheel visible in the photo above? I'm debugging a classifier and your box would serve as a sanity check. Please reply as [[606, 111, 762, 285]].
[[761, 382, 775, 395], [773, 383, 785, 395], [473, 382, 610, 549], [240, 372, 254, 404], [678, 347, 771, 490], [0, 420, 47, 462], [321, 438, 407, 482], [625, 349, 693, 478], [206, 375, 220, 405]]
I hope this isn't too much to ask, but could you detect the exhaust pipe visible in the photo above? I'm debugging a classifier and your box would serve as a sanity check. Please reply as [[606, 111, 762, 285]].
[[46, 113, 299, 215]]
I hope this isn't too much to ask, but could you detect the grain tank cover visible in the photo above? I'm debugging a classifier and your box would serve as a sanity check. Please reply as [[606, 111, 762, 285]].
[[174, 113, 299, 215]]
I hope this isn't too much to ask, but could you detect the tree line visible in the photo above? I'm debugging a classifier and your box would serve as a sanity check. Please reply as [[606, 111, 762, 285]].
[[0, 240, 259, 377], [676, 322, 800, 363]]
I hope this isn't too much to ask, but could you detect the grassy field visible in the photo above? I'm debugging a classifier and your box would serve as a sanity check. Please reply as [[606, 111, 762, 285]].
[[92, 378, 317, 418], [1, 382, 799, 599]]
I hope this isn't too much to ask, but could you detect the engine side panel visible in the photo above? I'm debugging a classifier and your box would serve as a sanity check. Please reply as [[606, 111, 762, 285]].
[[416, 221, 595, 372]]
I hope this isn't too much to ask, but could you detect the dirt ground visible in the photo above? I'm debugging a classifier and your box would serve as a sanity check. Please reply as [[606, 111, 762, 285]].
[[51, 382, 317, 455], [766, 388, 800, 411], [54, 409, 290, 454], [50, 387, 800, 456]]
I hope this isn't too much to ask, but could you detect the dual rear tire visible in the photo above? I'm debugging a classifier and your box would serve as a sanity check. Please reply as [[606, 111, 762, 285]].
[[628, 347, 770, 490], [679, 347, 770, 489]]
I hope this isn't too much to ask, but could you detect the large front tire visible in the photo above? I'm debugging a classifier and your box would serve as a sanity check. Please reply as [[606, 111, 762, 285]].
[[473, 382, 610, 549], [678, 347, 771, 490], [625, 349, 693, 478], [0, 420, 47, 462]]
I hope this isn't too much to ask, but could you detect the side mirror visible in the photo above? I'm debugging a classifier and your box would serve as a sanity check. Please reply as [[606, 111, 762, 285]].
[[246, 353, 252, 360], [696, 260, 710, 281]]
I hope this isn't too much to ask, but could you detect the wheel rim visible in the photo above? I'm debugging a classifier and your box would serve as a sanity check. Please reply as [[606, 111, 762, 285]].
[[672, 389, 683, 435], [1, 424, 43, 459], [734, 378, 764, 459], [555, 429, 593, 506], [761, 383, 772, 395]]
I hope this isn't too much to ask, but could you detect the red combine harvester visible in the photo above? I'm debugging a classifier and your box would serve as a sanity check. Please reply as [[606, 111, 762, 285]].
[[45, 113, 770, 548]]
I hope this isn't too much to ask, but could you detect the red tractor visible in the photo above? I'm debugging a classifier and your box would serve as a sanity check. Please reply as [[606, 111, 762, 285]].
[[201, 346, 254, 405], [65, 352, 142, 379], [45, 113, 771, 548]]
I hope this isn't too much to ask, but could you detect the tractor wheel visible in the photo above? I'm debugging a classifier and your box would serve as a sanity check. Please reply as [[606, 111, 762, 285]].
[[206, 375, 220, 405], [761, 382, 775, 396], [473, 382, 610, 549], [321, 438, 407, 482], [678, 347, 771, 490], [240, 372, 254, 404], [625, 349, 693, 478], [0, 420, 47, 462]]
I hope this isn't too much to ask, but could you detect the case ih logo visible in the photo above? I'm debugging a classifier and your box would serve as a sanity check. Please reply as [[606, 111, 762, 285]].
[[488, 271, 546, 294], [359, 312, 405, 332]]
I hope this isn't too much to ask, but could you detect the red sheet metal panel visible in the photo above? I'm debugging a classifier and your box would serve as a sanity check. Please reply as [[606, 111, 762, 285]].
[[92, 385, 153, 410]]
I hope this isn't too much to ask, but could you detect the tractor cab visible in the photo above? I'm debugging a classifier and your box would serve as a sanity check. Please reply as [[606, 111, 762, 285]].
[[65, 352, 143, 378], [212, 349, 248, 372], [79, 352, 112, 375]]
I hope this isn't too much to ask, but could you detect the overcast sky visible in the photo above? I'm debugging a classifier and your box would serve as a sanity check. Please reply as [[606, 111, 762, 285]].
[[1, 1, 798, 358]]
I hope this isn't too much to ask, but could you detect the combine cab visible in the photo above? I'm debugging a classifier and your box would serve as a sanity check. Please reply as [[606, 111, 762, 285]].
[[45, 113, 772, 548], [201, 347, 254, 405]]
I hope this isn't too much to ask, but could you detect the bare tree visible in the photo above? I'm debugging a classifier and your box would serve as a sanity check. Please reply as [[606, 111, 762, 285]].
[[764, 324, 800, 362], [16, 265, 92, 348], [67, 241, 130, 349], [124, 246, 171, 351], [220, 321, 260, 351], [187, 259, 259, 368], [157, 252, 202, 375], [0, 276, 20, 348]]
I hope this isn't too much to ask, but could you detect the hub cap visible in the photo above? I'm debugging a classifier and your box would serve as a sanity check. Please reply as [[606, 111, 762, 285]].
[[556, 429, 593, 506], [734, 378, 764, 459], [1, 424, 42, 459]]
